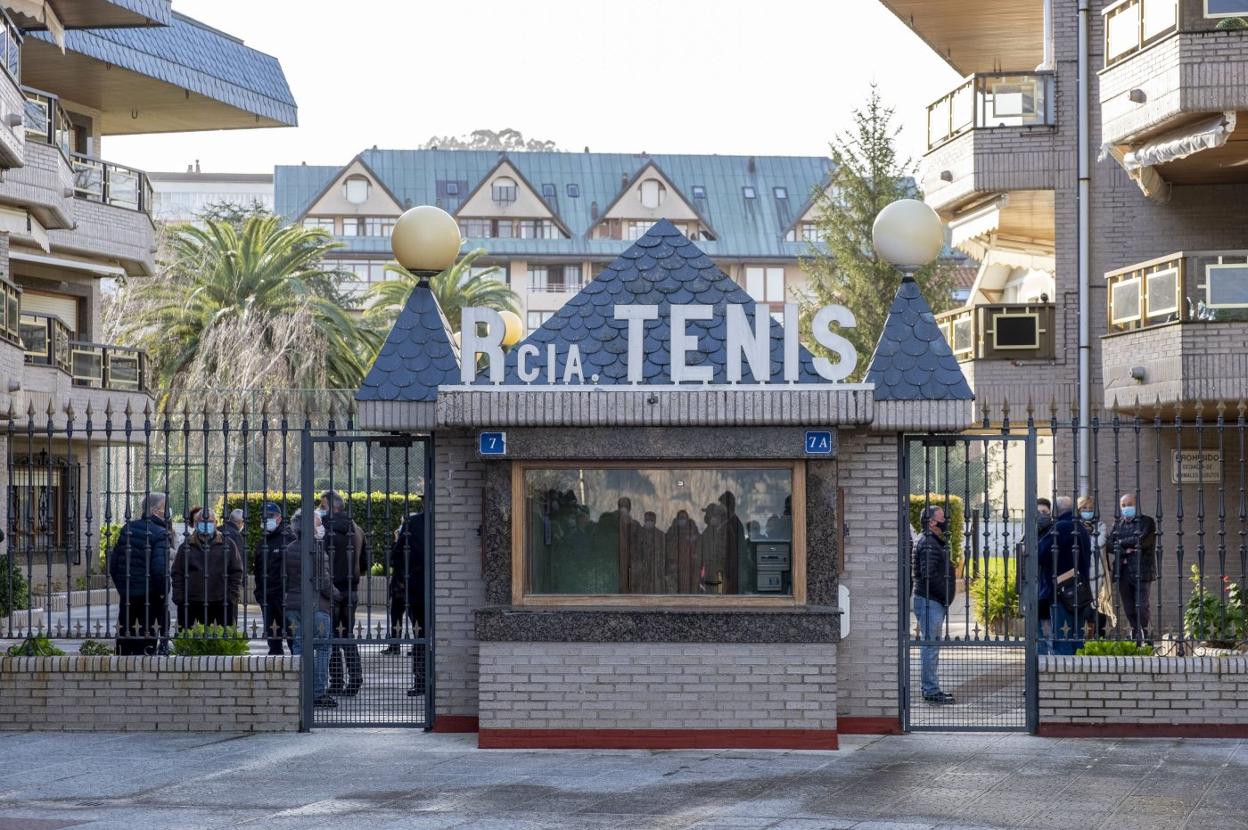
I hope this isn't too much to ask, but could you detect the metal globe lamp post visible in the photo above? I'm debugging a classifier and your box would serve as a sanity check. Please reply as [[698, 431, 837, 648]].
[[391, 205, 462, 286], [871, 198, 946, 279]]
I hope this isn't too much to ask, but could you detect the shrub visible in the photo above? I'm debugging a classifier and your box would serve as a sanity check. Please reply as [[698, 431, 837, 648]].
[[98, 524, 122, 575], [1183, 565, 1246, 647], [78, 639, 114, 656], [0, 555, 30, 617], [370, 562, 386, 576], [1215, 16, 1248, 30], [6, 636, 65, 656], [216, 491, 422, 568], [171, 624, 250, 656], [968, 558, 1019, 631], [1076, 639, 1154, 657], [908, 493, 965, 568]]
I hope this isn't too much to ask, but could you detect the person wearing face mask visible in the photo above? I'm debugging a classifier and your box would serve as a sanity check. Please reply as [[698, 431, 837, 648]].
[[1110, 493, 1157, 644], [109, 492, 171, 655], [221, 508, 245, 566], [171, 507, 244, 630], [1077, 496, 1116, 638], [254, 502, 295, 655], [912, 505, 955, 704], [284, 508, 339, 708]]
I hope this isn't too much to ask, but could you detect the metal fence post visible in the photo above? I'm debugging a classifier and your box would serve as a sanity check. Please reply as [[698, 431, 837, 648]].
[[299, 428, 315, 732], [896, 435, 910, 732], [423, 433, 437, 730], [1024, 424, 1040, 734]]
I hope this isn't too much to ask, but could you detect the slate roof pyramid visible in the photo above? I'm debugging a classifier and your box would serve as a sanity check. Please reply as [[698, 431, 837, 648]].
[[865, 278, 973, 401], [491, 219, 826, 385], [357, 281, 460, 402]]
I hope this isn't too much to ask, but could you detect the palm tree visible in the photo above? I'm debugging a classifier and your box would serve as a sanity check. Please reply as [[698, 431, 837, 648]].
[[365, 248, 519, 335], [111, 215, 378, 398]]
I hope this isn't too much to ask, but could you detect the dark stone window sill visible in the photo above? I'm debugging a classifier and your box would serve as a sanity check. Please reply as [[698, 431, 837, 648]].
[[475, 605, 842, 644]]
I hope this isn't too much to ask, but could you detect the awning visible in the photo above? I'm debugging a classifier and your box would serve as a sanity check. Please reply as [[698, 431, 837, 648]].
[[1122, 112, 1237, 171], [9, 249, 127, 277], [6, 0, 65, 48], [948, 200, 1004, 250], [0, 207, 50, 252]]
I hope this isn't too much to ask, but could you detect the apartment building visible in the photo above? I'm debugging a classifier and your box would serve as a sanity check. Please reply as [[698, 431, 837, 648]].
[[274, 150, 839, 329], [0, 2, 295, 586], [149, 165, 274, 224]]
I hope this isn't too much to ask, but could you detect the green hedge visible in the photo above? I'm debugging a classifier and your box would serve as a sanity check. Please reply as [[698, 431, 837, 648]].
[[1076, 639, 1154, 657], [968, 558, 1019, 631], [215, 491, 422, 568], [0, 555, 29, 616], [908, 493, 965, 567], [98, 524, 122, 574], [171, 624, 250, 656]]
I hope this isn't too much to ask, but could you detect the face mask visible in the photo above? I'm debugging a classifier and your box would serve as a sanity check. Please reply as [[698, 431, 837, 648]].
[[264, 518, 278, 533], [935, 520, 948, 534], [1080, 511, 1095, 521], [1122, 507, 1137, 519], [1038, 514, 1053, 530], [314, 525, 326, 540], [196, 521, 215, 537], [316, 508, 327, 518]]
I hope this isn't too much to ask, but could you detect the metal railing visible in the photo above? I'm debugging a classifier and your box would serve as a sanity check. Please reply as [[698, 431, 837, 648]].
[[1106, 250, 1248, 333], [71, 152, 154, 214], [70, 341, 150, 393], [528, 280, 587, 294], [926, 72, 1056, 150], [1103, 0, 1246, 67], [22, 86, 73, 159], [0, 8, 20, 82], [936, 303, 1057, 361], [0, 277, 19, 346], [19, 311, 71, 373]]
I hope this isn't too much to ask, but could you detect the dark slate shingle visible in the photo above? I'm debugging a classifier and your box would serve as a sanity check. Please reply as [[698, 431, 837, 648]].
[[866, 279, 973, 402], [356, 285, 460, 403]]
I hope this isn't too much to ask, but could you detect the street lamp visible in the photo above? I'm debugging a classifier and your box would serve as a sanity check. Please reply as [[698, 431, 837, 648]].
[[391, 205, 461, 283], [498, 310, 523, 348], [871, 198, 945, 278]]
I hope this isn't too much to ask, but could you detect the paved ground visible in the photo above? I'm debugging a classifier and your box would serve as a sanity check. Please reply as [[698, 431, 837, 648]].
[[0, 731, 1244, 830]]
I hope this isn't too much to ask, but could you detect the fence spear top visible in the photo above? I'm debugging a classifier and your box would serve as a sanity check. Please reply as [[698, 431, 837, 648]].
[[143, 399, 152, 418], [123, 398, 133, 418], [1217, 400, 1227, 419], [65, 401, 74, 420], [84, 400, 92, 418], [44, 397, 55, 417], [240, 398, 249, 417], [5, 401, 14, 420], [1238, 400, 1246, 419], [1048, 398, 1058, 419], [1025, 398, 1035, 418]]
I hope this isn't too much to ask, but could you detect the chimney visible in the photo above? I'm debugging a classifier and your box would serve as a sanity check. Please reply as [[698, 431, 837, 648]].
[[620, 174, 628, 190], [583, 146, 590, 153], [747, 156, 756, 174], [194, 159, 201, 173], [590, 201, 599, 221], [186, 163, 193, 173]]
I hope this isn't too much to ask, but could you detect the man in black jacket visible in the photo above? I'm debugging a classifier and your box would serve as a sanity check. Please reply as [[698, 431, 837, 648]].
[[1110, 493, 1157, 645], [387, 512, 428, 697], [109, 492, 171, 655], [254, 502, 295, 654], [913, 505, 955, 704], [322, 491, 368, 696]]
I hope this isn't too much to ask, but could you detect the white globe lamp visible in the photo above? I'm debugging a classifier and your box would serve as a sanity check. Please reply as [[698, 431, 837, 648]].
[[499, 310, 524, 347], [391, 205, 461, 279], [871, 199, 945, 274]]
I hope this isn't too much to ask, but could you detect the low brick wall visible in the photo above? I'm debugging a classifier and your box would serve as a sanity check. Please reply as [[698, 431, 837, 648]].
[[0, 656, 300, 732], [1039, 655, 1248, 737], [478, 642, 837, 749]]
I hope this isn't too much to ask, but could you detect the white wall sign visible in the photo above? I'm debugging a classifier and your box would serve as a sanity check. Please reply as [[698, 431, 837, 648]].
[[458, 302, 857, 385], [1171, 449, 1222, 484]]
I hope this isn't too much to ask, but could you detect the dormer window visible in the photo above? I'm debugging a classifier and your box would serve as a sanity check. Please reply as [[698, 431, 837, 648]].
[[773, 186, 788, 200], [343, 175, 371, 205], [639, 178, 666, 209], [743, 186, 757, 200], [541, 183, 556, 199], [492, 177, 518, 205], [691, 185, 706, 199]]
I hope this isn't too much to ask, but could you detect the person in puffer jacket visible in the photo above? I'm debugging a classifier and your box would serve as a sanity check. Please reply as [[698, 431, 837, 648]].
[[109, 492, 171, 655], [912, 505, 955, 705]]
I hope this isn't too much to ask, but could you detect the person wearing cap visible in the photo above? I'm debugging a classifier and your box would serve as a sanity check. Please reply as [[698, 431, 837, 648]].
[[254, 501, 295, 654]]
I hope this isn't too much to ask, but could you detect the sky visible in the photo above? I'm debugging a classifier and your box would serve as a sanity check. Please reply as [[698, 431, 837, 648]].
[[104, 0, 961, 175]]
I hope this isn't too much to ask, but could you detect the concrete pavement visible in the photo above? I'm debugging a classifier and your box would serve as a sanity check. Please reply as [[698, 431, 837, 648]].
[[0, 731, 1243, 829]]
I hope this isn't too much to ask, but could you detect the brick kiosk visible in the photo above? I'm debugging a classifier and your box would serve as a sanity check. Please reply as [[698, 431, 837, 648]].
[[356, 220, 973, 748]]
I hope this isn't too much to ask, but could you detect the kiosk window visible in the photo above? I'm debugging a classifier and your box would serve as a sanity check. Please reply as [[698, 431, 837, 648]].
[[519, 463, 802, 601]]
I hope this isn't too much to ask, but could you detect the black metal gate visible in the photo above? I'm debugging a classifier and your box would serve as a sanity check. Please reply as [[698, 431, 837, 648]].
[[899, 431, 1038, 732], [298, 431, 433, 729]]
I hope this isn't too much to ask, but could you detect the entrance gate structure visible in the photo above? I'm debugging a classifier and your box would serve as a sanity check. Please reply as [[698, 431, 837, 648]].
[[899, 430, 1038, 732]]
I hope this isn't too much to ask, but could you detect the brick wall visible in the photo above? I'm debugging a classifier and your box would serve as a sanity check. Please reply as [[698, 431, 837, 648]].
[[835, 430, 900, 728], [922, 126, 1062, 213], [4, 141, 74, 228], [478, 641, 836, 745], [0, 655, 300, 732], [433, 429, 486, 726], [47, 198, 155, 276], [1039, 655, 1248, 735]]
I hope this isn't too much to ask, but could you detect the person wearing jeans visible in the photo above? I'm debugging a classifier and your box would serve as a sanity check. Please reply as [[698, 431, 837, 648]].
[[283, 509, 340, 708], [912, 506, 955, 704], [287, 608, 332, 705]]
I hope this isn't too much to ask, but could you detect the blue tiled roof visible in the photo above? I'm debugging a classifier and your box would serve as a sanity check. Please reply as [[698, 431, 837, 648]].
[[101, 0, 172, 24], [275, 149, 833, 259], [866, 279, 973, 402], [490, 220, 825, 386], [31, 12, 296, 126], [357, 283, 460, 403]]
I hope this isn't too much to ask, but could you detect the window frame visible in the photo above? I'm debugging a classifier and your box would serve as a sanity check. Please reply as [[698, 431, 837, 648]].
[[691, 185, 706, 199], [1205, 0, 1248, 18], [989, 311, 1041, 351], [567, 183, 580, 198], [1205, 262, 1248, 309], [509, 459, 807, 608], [343, 175, 371, 205], [1145, 266, 1179, 317], [1110, 277, 1143, 325]]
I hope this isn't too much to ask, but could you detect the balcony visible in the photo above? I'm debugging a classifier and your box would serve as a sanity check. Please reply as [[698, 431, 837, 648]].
[[921, 73, 1059, 213], [937, 303, 1057, 363], [0, 278, 18, 348], [0, 10, 23, 169], [71, 342, 150, 393], [1103, 250, 1248, 406], [44, 153, 156, 275], [20, 311, 70, 374], [1100, 0, 1248, 176], [22, 86, 72, 160]]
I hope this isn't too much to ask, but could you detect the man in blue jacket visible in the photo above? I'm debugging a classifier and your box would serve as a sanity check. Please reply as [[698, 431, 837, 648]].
[[1038, 496, 1093, 655], [109, 492, 171, 655]]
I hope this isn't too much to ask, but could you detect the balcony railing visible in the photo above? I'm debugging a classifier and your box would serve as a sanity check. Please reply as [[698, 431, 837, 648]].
[[936, 303, 1057, 361], [20, 311, 70, 373], [22, 86, 72, 159], [528, 281, 587, 294], [1104, 0, 1247, 67], [0, 277, 18, 346], [71, 341, 150, 392], [71, 152, 153, 214], [0, 8, 20, 83], [926, 72, 1056, 150], [1106, 250, 1248, 333]]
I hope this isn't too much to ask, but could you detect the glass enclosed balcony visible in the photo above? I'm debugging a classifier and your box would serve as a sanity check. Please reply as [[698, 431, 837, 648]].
[[22, 86, 73, 159], [936, 303, 1057, 362], [926, 72, 1056, 151], [71, 153, 153, 215], [70, 342, 150, 393], [1106, 251, 1248, 331], [20, 311, 71, 373]]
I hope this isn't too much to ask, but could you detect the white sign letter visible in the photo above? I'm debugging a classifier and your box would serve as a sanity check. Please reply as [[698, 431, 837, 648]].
[[726, 304, 770, 383], [783, 303, 800, 382], [613, 304, 659, 383], [516, 344, 540, 383], [670, 304, 714, 383], [811, 305, 858, 382], [562, 344, 584, 384], [460, 307, 506, 384]]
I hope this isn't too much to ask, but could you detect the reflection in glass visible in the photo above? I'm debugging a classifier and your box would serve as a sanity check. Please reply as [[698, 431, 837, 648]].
[[524, 467, 794, 596]]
